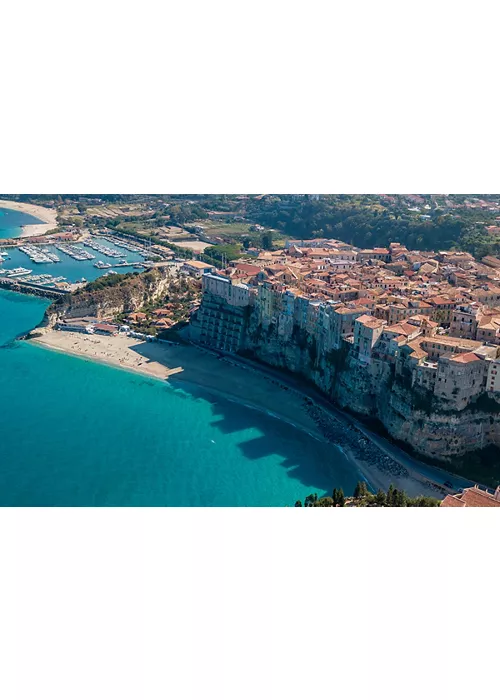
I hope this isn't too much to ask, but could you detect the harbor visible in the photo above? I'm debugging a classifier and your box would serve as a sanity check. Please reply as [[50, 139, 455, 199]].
[[0, 236, 148, 290]]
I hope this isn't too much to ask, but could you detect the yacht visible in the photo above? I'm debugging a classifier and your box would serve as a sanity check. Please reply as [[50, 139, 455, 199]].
[[7, 267, 32, 277]]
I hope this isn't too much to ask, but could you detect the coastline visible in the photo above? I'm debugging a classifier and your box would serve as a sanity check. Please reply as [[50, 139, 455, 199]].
[[29, 329, 463, 498], [0, 199, 58, 237]]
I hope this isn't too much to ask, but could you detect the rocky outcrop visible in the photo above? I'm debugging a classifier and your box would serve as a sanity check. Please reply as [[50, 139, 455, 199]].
[[40, 268, 173, 328], [238, 317, 500, 463]]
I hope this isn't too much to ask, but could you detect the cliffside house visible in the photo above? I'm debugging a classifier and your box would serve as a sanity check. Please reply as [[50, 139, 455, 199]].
[[353, 314, 386, 364]]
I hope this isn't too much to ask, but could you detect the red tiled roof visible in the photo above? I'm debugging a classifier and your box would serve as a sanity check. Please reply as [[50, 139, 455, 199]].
[[441, 486, 500, 507], [450, 352, 482, 364], [441, 495, 466, 507], [94, 323, 118, 332]]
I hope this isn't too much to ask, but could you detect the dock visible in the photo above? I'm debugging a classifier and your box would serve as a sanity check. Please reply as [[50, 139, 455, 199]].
[[0, 277, 68, 299]]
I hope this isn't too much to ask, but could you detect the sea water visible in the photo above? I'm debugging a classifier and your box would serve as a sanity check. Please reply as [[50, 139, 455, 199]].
[[0, 206, 43, 238], [0, 206, 360, 506], [0, 289, 361, 506]]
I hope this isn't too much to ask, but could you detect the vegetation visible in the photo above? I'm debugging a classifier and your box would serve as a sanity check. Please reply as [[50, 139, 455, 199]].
[[440, 445, 500, 488], [242, 194, 500, 259], [204, 243, 241, 263], [469, 393, 500, 414], [295, 481, 441, 507], [82, 272, 138, 293], [18, 192, 500, 266]]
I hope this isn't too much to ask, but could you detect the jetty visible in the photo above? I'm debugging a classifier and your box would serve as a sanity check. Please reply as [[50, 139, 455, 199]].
[[0, 277, 68, 299]]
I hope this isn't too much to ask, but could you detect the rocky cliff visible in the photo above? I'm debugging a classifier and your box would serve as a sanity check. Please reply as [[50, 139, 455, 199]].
[[41, 268, 173, 327], [240, 317, 500, 466]]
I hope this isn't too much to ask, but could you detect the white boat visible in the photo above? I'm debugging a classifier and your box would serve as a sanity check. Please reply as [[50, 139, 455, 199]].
[[7, 267, 33, 277]]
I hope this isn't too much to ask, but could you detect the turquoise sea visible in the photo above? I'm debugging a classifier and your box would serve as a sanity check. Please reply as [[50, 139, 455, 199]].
[[0, 206, 43, 238], [0, 289, 361, 506]]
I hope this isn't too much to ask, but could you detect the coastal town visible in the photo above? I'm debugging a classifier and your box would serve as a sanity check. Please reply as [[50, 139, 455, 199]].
[[3, 194, 500, 505], [189, 238, 500, 476]]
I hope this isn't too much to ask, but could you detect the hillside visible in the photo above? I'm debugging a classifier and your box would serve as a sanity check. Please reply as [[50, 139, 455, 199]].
[[40, 268, 173, 327]]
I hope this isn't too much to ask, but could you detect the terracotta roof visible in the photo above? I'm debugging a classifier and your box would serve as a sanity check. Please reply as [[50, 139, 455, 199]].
[[430, 336, 482, 350], [441, 486, 500, 507], [356, 314, 385, 329], [234, 263, 261, 275], [385, 322, 418, 336], [429, 296, 454, 305], [477, 320, 500, 331], [94, 323, 118, 332], [335, 306, 369, 315], [450, 352, 483, 364], [441, 495, 466, 507]]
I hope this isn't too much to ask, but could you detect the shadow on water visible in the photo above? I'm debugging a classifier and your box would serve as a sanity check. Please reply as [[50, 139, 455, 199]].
[[178, 381, 342, 495], [128, 340, 355, 496]]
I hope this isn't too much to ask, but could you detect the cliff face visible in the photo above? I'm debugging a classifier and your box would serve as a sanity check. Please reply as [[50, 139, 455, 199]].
[[378, 379, 500, 460], [240, 316, 500, 463], [41, 269, 173, 327]]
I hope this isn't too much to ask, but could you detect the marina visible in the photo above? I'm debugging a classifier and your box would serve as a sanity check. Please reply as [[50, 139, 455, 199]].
[[55, 244, 95, 261], [0, 237, 146, 288], [18, 244, 61, 264], [84, 238, 131, 258]]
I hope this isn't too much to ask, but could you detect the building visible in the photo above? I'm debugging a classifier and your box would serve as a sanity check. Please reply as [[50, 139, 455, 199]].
[[353, 314, 386, 363], [441, 485, 500, 507], [202, 273, 251, 307], [486, 359, 500, 393], [56, 321, 94, 334], [357, 248, 390, 263], [94, 323, 119, 335], [182, 260, 216, 278], [434, 352, 486, 408]]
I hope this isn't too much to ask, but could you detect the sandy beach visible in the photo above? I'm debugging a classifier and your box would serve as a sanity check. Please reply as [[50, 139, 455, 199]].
[[30, 330, 323, 435], [29, 329, 463, 499], [0, 199, 58, 237]]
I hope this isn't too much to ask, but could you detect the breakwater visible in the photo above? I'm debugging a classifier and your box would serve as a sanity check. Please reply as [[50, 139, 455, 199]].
[[0, 277, 68, 299]]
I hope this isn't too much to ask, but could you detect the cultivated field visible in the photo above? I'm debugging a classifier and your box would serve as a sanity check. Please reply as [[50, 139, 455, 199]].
[[192, 221, 254, 237], [172, 240, 211, 252]]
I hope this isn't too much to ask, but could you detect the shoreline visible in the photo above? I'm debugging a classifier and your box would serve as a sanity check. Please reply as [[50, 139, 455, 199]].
[[28, 329, 464, 498], [0, 199, 58, 238]]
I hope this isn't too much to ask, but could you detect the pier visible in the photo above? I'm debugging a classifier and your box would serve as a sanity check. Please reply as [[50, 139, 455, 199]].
[[0, 277, 68, 299]]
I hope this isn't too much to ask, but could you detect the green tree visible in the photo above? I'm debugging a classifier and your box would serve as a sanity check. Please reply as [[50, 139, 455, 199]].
[[332, 488, 345, 507], [393, 489, 407, 507], [314, 496, 335, 507], [387, 484, 395, 506], [295, 500, 302, 507], [375, 489, 386, 506], [304, 493, 318, 507], [354, 481, 368, 499], [261, 232, 273, 250]]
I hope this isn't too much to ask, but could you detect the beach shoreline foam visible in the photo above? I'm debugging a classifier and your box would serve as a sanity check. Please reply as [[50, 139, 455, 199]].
[[29, 329, 464, 499], [0, 199, 58, 238]]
